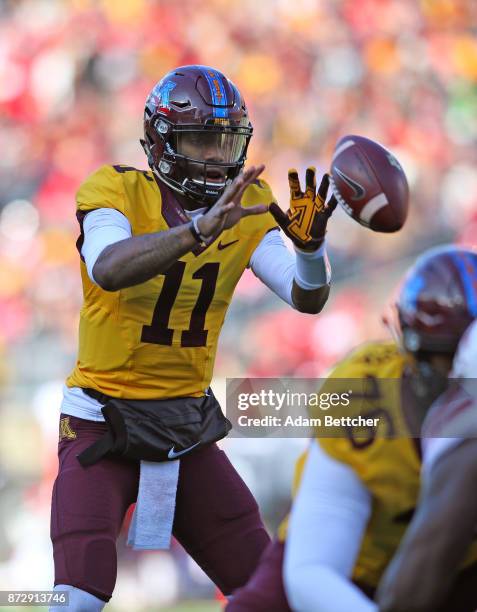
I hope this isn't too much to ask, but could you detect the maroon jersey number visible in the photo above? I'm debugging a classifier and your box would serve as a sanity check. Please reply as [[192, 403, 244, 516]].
[[141, 261, 220, 347]]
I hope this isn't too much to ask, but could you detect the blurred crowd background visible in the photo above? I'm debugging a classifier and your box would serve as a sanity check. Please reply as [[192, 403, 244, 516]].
[[1, 0, 477, 609]]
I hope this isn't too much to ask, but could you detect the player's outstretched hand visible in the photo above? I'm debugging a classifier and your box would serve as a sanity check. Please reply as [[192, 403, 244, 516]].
[[197, 165, 269, 239], [269, 168, 337, 251]]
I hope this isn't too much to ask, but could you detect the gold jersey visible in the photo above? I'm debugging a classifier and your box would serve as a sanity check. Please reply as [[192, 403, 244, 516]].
[[66, 164, 277, 399], [280, 341, 477, 588]]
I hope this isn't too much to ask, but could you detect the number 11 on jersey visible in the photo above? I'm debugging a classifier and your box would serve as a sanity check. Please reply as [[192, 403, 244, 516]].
[[141, 261, 220, 348]]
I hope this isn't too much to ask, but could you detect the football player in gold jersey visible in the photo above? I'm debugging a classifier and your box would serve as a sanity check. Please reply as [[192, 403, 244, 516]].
[[378, 318, 477, 612], [227, 246, 477, 612], [377, 276, 477, 611], [49, 65, 337, 611]]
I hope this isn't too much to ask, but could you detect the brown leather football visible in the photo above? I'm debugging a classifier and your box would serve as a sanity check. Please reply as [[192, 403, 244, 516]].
[[330, 135, 409, 232]]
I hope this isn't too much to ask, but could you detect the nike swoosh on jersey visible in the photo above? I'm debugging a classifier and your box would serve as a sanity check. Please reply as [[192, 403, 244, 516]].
[[333, 167, 366, 200], [167, 441, 201, 459], [217, 239, 240, 250]]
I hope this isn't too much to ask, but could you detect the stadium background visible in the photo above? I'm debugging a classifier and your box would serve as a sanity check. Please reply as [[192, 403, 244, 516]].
[[0, 0, 476, 609]]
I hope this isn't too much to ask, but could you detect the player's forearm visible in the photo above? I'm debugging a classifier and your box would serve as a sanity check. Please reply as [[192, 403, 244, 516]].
[[284, 441, 374, 612], [377, 502, 451, 612], [377, 536, 459, 612], [93, 223, 197, 291], [291, 243, 331, 313], [286, 565, 377, 612], [249, 231, 331, 312], [376, 536, 440, 612]]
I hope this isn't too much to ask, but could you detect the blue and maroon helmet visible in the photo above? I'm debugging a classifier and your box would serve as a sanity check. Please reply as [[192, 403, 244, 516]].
[[141, 65, 252, 207], [396, 245, 477, 354]]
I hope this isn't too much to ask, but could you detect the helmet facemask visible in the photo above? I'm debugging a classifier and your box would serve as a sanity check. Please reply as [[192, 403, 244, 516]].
[[142, 112, 252, 208]]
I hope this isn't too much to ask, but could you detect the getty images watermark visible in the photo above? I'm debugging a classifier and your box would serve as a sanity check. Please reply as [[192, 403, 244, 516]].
[[226, 378, 388, 438], [224, 377, 453, 439], [235, 387, 364, 425]]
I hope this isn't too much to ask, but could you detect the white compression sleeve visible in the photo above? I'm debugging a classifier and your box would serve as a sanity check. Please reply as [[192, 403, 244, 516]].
[[249, 230, 295, 306], [294, 242, 331, 289], [81, 208, 132, 284], [284, 440, 377, 612], [249, 230, 331, 307]]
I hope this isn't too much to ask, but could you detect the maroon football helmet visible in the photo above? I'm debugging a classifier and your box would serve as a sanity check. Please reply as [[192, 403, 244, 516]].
[[396, 245, 477, 354], [140, 65, 252, 207]]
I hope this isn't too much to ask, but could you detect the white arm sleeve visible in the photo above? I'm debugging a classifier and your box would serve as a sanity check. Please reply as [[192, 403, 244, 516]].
[[81, 208, 132, 285], [284, 440, 377, 612], [249, 230, 331, 308]]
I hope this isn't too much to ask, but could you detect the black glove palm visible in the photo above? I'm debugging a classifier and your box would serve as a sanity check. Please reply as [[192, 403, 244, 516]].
[[269, 167, 337, 251]]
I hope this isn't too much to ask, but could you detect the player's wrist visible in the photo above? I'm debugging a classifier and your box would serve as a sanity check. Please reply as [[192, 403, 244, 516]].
[[294, 242, 331, 289], [293, 234, 326, 252], [198, 213, 223, 241], [188, 214, 214, 246], [195, 214, 207, 237], [294, 240, 327, 258]]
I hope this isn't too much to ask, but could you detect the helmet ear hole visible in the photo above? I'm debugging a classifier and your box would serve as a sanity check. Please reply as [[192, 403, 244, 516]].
[[155, 119, 170, 135], [159, 160, 171, 174]]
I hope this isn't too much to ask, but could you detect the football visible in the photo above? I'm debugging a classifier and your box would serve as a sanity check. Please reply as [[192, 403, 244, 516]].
[[330, 134, 409, 232]]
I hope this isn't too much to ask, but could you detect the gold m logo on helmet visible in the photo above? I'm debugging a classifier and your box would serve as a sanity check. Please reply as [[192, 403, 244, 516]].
[[59, 417, 77, 441], [213, 118, 231, 126]]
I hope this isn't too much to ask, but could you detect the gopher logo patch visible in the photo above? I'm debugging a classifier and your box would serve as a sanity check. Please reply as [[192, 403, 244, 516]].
[[59, 417, 77, 441]]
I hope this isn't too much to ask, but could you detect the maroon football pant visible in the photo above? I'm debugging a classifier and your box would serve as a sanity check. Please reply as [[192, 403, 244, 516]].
[[226, 540, 290, 611], [50, 414, 270, 602]]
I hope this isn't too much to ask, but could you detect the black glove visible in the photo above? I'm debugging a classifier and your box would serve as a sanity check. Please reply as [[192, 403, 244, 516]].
[[269, 167, 337, 251]]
